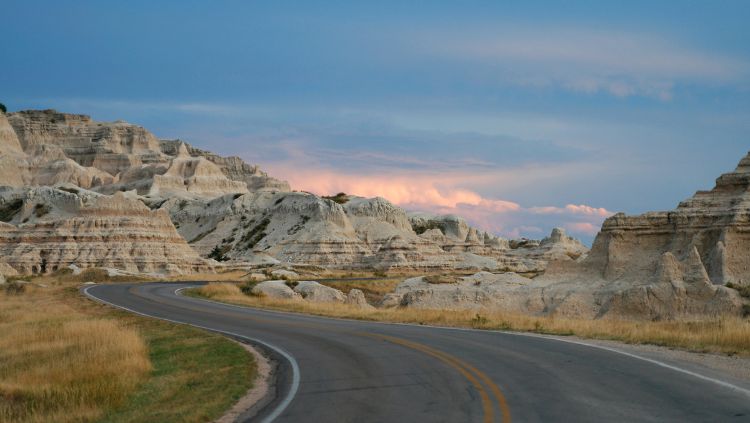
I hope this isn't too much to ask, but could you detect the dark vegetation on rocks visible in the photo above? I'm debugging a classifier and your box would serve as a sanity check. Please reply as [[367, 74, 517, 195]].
[[322, 192, 349, 204]]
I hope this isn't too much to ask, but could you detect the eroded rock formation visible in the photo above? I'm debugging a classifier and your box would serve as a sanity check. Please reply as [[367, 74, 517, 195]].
[[5, 109, 289, 196], [166, 190, 585, 271], [0, 108, 584, 276], [391, 154, 750, 319], [0, 186, 210, 275]]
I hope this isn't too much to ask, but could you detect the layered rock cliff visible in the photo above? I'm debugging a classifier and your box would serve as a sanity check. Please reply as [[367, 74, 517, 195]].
[[0, 186, 210, 274], [581, 153, 750, 287], [0, 108, 583, 275], [165, 190, 584, 271], [390, 154, 750, 319], [5, 109, 290, 195]]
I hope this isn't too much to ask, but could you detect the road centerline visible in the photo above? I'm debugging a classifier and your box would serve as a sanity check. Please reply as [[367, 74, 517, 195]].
[[359, 332, 512, 423]]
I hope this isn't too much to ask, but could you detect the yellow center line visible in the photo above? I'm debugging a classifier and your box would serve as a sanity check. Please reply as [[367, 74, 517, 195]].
[[360, 332, 512, 423], [124, 286, 512, 421]]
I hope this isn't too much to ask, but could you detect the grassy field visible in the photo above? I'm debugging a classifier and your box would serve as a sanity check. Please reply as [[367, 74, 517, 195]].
[[0, 282, 256, 423], [194, 282, 750, 357]]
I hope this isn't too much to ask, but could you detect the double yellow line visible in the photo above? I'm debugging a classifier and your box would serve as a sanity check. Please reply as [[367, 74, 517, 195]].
[[361, 333, 511, 423], [141, 286, 511, 421]]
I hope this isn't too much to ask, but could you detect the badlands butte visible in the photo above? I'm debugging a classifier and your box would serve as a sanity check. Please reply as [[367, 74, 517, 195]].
[[0, 108, 748, 319]]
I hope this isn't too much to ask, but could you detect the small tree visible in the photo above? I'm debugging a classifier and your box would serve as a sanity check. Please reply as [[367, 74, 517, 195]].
[[208, 245, 230, 262], [0, 103, 6, 113]]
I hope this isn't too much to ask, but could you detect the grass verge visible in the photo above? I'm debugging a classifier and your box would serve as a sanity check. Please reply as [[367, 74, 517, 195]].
[[0, 283, 256, 423], [192, 282, 750, 357]]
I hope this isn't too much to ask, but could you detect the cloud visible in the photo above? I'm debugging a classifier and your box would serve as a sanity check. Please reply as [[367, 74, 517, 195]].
[[265, 162, 613, 243], [415, 28, 748, 100], [530, 204, 611, 217], [564, 222, 600, 236]]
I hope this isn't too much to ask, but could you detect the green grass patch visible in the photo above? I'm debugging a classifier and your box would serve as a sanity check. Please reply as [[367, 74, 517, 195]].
[[98, 316, 256, 423]]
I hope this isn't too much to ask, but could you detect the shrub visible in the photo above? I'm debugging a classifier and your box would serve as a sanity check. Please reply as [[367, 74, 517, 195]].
[[284, 280, 299, 289], [0, 199, 24, 222], [240, 281, 259, 295], [470, 313, 488, 328], [424, 274, 459, 284], [4, 281, 26, 295], [241, 217, 270, 249], [208, 245, 231, 262], [322, 192, 349, 204], [0, 103, 6, 113], [411, 220, 446, 235], [34, 203, 50, 218], [726, 282, 750, 298], [287, 215, 310, 235]]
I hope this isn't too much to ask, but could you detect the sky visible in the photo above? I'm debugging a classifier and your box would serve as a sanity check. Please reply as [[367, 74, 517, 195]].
[[2, 1, 749, 244]]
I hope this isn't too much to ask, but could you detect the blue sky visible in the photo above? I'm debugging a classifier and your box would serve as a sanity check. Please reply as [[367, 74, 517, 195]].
[[2, 1, 749, 243]]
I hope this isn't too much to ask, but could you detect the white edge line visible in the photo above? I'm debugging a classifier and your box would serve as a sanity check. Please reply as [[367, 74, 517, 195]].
[[83, 284, 300, 423], [174, 285, 750, 399]]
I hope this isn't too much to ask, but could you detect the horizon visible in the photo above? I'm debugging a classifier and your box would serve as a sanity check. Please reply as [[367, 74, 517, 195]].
[[3, 1, 750, 244]]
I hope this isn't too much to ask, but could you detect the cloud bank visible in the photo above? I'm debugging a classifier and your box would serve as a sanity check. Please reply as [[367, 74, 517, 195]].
[[414, 28, 748, 100], [265, 163, 613, 242]]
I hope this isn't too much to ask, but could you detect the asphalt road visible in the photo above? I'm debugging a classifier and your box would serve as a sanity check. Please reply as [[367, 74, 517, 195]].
[[84, 283, 750, 423]]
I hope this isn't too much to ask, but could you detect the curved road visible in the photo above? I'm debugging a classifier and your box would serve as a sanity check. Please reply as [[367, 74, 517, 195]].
[[85, 283, 750, 423]]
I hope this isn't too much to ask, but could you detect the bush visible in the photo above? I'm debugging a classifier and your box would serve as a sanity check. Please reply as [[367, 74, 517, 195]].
[[424, 274, 459, 284], [0, 199, 24, 222], [284, 280, 299, 289], [240, 217, 270, 249], [4, 281, 26, 295], [322, 192, 349, 204], [726, 282, 750, 298], [34, 203, 50, 218], [470, 313, 488, 328], [0, 103, 6, 113], [208, 245, 231, 262]]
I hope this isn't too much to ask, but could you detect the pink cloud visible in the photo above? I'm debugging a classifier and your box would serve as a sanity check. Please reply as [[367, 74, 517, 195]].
[[564, 204, 612, 217], [530, 204, 612, 217], [267, 164, 612, 241], [564, 222, 601, 236]]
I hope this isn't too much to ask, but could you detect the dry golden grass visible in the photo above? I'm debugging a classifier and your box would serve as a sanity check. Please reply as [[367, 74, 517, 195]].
[[422, 274, 460, 284], [0, 285, 151, 423], [318, 278, 402, 302], [0, 280, 257, 423], [13, 267, 269, 286], [195, 282, 750, 356], [198, 282, 244, 298], [9, 268, 157, 285], [163, 269, 253, 282]]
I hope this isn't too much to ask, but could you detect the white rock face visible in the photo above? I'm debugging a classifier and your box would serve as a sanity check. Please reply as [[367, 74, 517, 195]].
[[0, 262, 18, 277], [169, 190, 585, 273], [345, 289, 373, 308], [391, 263, 742, 320], [0, 111, 24, 155], [393, 272, 532, 311], [393, 154, 750, 319], [0, 107, 588, 277], [293, 281, 346, 303], [5, 110, 289, 197], [251, 280, 301, 299]]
